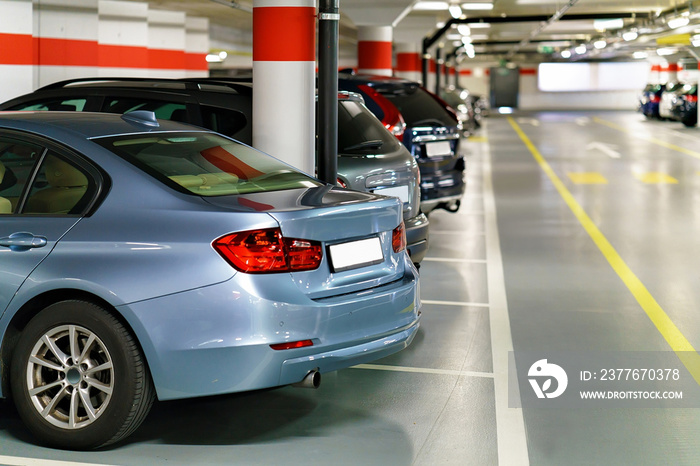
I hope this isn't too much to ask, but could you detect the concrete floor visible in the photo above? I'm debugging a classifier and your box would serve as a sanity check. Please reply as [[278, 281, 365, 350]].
[[2, 110, 700, 465]]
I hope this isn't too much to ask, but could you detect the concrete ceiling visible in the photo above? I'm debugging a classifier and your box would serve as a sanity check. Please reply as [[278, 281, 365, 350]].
[[134, 0, 700, 64]]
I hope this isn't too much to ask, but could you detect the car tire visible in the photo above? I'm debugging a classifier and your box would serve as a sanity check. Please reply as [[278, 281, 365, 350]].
[[10, 300, 155, 450]]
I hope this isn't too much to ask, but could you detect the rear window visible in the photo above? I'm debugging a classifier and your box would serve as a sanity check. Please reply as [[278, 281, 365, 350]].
[[336, 100, 401, 155], [93, 132, 321, 196], [375, 85, 458, 127]]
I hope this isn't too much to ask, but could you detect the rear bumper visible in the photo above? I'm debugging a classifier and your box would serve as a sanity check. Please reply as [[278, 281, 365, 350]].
[[119, 263, 421, 401], [405, 212, 429, 264]]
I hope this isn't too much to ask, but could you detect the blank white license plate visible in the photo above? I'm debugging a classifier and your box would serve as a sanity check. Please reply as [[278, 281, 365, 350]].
[[329, 237, 384, 272], [373, 185, 410, 203], [425, 141, 452, 157]]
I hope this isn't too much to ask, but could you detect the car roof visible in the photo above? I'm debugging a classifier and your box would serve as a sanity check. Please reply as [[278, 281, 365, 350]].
[[338, 72, 417, 86], [35, 77, 253, 95], [0, 111, 208, 139]]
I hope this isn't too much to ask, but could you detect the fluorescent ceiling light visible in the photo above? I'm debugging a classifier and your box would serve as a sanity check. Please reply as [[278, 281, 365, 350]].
[[413, 1, 448, 11], [560, 50, 571, 58], [468, 22, 491, 28], [622, 31, 638, 41], [656, 47, 677, 55], [457, 24, 471, 36], [632, 51, 648, 59], [667, 16, 690, 29], [692, 34, 700, 47], [461, 36, 472, 45], [575, 44, 587, 54], [594, 18, 624, 31], [461, 2, 493, 10], [593, 40, 606, 49], [446, 33, 462, 40], [448, 4, 462, 18]]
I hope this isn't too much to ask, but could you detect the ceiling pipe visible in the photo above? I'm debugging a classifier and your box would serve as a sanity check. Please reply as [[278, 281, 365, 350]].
[[506, 0, 580, 59], [420, 12, 641, 84]]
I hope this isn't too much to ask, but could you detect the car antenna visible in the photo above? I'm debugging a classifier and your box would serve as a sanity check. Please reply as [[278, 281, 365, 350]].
[[122, 110, 160, 127]]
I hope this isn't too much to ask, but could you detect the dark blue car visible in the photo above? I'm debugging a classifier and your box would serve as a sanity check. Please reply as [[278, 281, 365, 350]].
[[339, 73, 465, 214], [638, 83, 664, 119]]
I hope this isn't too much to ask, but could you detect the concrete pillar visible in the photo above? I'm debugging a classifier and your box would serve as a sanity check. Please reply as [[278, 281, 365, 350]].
[[185, 17, 209, 77], [394, 43, 421, 82], [0, 0, 33, 101], [34, 0, 99, 87], [357, 25, 392, 76], [98, 0, 149, 77], [253, 0, 315, 174], [648, 63, 662, 84], [147, 9, 186, 78], [666, 62, 680, 83]]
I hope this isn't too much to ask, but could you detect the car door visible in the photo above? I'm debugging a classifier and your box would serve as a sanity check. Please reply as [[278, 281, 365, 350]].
[[0, 134, 98, 316]]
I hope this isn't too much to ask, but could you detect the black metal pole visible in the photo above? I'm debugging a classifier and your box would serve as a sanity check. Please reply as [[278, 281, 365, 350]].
[[421, 38, 429, 86], [434, 46, 442, 95], [317, 0, 339, 185]]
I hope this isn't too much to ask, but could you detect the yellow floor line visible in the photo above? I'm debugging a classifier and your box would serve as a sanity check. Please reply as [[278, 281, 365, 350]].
[[593, 116, 700, 160], [507, 116, 700, 386]]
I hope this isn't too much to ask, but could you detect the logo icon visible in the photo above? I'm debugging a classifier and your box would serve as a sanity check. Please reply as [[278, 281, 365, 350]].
[[528, 359, 568, 399]]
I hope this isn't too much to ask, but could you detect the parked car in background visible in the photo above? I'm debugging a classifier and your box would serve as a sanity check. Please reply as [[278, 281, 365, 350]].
[[638, 83, 665, 119], [339, 73, 465, 214], [0, 78, 429, 265], [440, 86, 478, 137], [334, 92, 429, 264], [658, 82, 684, 120], [0, 111, 420, 449], [671, 83, 698, 127]]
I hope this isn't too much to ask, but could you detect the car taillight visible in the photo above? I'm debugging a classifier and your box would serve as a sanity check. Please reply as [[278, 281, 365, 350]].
[[392, 222, 406, 253], [685, 94, 698, 103], [357, 84, 406, 140], [270, 339, 314, 350], [650, 95, 661, 103], [213, 228, 322, 273]]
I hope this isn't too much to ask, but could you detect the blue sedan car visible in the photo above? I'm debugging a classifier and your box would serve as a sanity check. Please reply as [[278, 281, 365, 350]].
[[0, 111, 420, 449]]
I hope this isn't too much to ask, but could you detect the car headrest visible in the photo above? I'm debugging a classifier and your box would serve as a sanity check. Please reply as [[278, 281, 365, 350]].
[[45, 158, 88, 188]]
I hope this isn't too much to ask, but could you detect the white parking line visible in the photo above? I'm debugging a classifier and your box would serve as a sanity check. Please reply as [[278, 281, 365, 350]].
[[483, 141, 530, 465], [422, 257, 487, 264], [421, 299, 490, 308], [352, 363, 493, 378], [0, 456, 113, 466]]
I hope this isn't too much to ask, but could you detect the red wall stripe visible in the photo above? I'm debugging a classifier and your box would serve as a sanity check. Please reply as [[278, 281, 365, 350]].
[[0, 32, 34, 65], [149, 48, 186, 70], [459, 69, 472, 76], [520, 68, 537, 75], [37, 37, 99, 66], [396, 52, 421, 72], [99, 43, 149, 68], [0, 33, 206, 70], [358, 41, 392, 70], [253, 7, 315, 62], [667, 63, 680, 72]]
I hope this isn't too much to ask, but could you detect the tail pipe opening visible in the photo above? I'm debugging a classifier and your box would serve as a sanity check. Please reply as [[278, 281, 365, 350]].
[[293, 369, 321, 389]]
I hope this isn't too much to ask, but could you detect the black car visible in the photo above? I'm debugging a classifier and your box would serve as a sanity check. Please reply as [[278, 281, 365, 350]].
[[671, 84, 697, 127], [338, 73, 465, 214], [0, 77, 429, 265]]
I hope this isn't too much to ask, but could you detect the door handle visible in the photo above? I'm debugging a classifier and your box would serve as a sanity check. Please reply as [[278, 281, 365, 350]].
[[0, 232, 48, 251]]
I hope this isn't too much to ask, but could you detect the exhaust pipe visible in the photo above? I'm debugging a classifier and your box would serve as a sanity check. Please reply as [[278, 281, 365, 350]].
[[293, 369, 321, 389]]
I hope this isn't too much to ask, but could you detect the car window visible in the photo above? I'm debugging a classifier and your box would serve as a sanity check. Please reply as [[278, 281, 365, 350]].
[[200, 106, 248, 139], [24, 152, 96, 215], [8, 98, 87, 111], [0, 139, 44, 214], [93, 131, 322, 196], [104, 98, 188, 121], [337, 100, 402, 154], [376, 85, 458, 127]]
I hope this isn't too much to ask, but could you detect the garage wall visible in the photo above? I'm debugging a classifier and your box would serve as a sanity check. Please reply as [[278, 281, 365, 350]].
[[0, 0, 208, 103]]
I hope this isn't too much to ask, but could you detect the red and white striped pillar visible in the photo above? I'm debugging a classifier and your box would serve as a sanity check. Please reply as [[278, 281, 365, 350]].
[[665, 62, 680, 83], [357, 25, 392, 76], [394, 43, 421, 82], [0, 0, 34, 101], [253, 0, 316, 174], [648, 63, 662, 84]]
